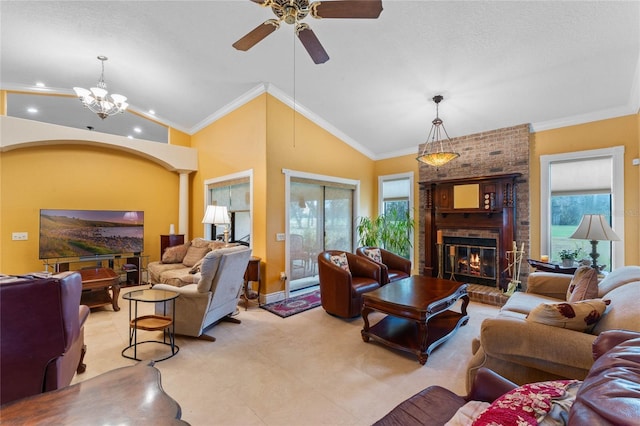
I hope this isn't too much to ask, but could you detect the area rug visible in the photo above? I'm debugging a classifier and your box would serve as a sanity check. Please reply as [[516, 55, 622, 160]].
[[260, 290, 321, 318]]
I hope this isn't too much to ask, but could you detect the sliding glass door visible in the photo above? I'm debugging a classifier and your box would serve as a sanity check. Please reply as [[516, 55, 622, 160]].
[[289, 179, 354, 292]]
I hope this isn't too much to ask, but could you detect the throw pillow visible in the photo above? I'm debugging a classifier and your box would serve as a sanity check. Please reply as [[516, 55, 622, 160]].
[[566, 265, 599, 302], [526, 299, 609, 332], [472, 380, 581, 426], [182, 245, 211, 267], [364, 248, 383, 263], [330, 252, 350, 272], [161, 243, 190, 264]]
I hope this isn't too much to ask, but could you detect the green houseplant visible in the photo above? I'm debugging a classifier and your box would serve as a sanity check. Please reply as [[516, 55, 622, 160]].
[[559, 248, 582, 267], [356, 208, 414, 259]]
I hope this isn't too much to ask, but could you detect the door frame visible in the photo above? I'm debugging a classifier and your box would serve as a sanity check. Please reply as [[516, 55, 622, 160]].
[[282, 168, 360, 298]]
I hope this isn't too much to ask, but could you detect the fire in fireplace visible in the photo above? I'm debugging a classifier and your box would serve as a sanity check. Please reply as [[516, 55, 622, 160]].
[[444, 237, 497, 285]]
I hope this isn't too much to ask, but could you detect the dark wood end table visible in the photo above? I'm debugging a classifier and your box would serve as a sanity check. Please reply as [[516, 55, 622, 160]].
[[361, 276, 469, 365], [78, 267, 120, 311]]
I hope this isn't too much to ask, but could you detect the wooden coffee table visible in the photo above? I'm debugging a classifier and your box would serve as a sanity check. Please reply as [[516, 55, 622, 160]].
[[78, 267, 120, 311], [361, 276, 469, 365]]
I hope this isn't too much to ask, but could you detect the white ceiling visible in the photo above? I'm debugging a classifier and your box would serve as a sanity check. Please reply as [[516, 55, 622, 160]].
[[2, 1, 639, 159]]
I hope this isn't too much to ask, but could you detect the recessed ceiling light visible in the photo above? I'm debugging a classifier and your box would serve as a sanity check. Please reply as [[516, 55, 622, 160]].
[[35, 82, 45, 88], [133, 127, 142, 133], [27, 107, 38, 113], [149, 110, 155, 115], [127, 135, 134, 139]]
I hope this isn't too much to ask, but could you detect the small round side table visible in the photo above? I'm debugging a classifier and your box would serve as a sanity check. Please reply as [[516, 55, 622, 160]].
[[122, 288, 179, 362]]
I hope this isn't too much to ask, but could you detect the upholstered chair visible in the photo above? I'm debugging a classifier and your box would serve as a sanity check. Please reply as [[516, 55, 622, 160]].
[[317, 250, 382, 318], [0, 272, 89, 404], [152, 245, 251, 340], [356, 246, 411, 285]]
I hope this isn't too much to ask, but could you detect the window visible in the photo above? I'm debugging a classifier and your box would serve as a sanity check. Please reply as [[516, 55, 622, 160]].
[[540, 147, 624, 270], [379, 172, 414, 260], [204, 171, 253, 244]]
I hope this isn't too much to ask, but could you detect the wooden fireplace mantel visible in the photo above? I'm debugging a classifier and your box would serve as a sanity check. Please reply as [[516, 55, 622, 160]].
[[420, 173, 521, 289]]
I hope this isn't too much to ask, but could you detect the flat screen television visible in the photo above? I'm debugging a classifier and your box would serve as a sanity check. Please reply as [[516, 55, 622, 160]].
[[39, 209, 144, 260]]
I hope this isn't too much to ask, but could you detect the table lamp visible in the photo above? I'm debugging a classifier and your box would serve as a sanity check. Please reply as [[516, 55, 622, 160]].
[[202, 205, 231, 244], [569, 214, 620, 270]]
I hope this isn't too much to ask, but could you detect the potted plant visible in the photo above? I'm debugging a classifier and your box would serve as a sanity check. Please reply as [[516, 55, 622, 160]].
[[356, 207, 414, 259], [559, 248, 582, 267]]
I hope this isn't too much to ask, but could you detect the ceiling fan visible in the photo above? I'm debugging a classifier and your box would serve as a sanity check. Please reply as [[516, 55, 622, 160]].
[[233, 0, 383, 64]]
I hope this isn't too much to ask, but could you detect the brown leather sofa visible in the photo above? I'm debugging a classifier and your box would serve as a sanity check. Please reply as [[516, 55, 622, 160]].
[[375, 329, 640, 425], [356, 246, 411, 284], [0, 272, 90, 404], [317, 250, 381, 318]]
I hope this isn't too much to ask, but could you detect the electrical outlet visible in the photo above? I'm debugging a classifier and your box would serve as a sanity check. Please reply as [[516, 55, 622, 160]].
[[276, 233, 285, 241], [12, 232, 28, 241]]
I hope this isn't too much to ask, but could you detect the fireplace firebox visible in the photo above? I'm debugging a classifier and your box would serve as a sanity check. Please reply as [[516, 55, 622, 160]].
[[444, 237, 497, 285]]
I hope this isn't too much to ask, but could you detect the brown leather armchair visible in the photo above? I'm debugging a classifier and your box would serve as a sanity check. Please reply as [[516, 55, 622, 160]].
[[356, 246, 411, 284], [0, 271, 89, 404], [317, 250, 382, 318]]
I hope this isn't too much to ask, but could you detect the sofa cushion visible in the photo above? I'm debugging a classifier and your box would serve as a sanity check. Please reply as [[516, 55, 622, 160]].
[[597, 265, 640, 297], [330, 252, 350, 272], [526, 299, 608, 332], [566, 266, 598, 302], [472, 380, 581, 426], [157, 269, 199, 287], [363, 248, 382, 263], [500, 292, 560, 316], [161, 242, 190, 264], [182, 245, 211, 267], [592, 281, 640, 335]]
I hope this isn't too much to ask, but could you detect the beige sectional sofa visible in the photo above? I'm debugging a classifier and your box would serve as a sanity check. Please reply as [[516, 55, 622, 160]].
[[148, 238, 231, 287], [466, 265, 640, 390]]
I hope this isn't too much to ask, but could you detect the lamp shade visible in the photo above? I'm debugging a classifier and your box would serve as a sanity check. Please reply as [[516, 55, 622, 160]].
[[569, 214, 620, 241], [202, 205, 230, 225]]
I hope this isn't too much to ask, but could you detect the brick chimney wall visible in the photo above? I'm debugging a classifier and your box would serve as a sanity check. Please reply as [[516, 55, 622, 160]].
[[418, 123, 531, 289]]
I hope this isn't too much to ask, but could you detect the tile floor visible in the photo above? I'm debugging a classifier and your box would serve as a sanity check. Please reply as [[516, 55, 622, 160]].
[[72, 287, 499, 425]]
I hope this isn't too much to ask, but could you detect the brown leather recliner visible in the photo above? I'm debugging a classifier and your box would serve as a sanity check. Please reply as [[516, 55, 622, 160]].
[[356, 246, 411, 284], [317, 250, 381, 318], [0, 271, 89, 404]]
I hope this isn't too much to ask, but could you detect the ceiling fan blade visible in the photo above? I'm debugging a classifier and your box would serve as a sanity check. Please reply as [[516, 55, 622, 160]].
[[296, 24, 329, 64], [232, 20, 280, 51], [311, 0, 383, 19]]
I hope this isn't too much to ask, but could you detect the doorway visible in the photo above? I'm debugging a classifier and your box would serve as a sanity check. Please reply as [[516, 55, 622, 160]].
[[285, 171, 358, 296]]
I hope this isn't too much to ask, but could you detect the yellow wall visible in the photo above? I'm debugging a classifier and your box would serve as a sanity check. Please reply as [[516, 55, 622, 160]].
[[0, 145, 182, 274], [530, 114, 640, 264], [261, 95, 376, 294], [189, 94, 268, 269], [374, 153, 421, 274], [169, 128, 191, 147], [190, 94, 376, 295]]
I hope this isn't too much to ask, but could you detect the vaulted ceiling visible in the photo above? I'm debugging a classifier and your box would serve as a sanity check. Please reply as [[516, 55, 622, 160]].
[[2, 1, 638, 159]]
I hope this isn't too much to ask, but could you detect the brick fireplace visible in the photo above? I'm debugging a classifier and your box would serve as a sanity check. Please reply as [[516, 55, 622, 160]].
[[418, 124, 530, 292]]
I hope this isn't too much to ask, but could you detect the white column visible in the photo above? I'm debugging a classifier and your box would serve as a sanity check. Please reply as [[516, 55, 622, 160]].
[[178, 172, 189, 240]]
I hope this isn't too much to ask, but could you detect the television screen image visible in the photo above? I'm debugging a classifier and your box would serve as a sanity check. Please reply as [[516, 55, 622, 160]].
[[39, 209, 144, 259]]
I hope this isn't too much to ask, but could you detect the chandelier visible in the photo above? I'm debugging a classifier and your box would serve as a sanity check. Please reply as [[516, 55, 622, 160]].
[[416, 95, 460, 167], [73, 56, 128, 119]]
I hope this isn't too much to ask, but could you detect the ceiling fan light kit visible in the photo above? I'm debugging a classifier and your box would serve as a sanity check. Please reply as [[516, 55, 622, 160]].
[[416, 95, 460, 167], [233, 0, 383, 64], [73, 56, 128, 120]]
